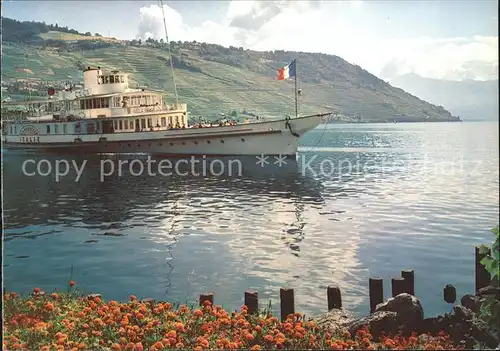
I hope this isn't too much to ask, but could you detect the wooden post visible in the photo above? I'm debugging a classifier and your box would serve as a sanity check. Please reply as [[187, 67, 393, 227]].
[[401, 270, 415, 295], [244, 291, 259, 315], [443, 284, 456, 304], [199, 293, 214, 306], [327, 286, 342, 310], [391, 277, 406, 297], [475, 246, 492, 293], [369, 278, 384, 313], [280, 288, 294, 321]]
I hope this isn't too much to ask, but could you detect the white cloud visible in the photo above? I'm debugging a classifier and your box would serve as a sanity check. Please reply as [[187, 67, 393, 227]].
[[136, 1, 498, 81]]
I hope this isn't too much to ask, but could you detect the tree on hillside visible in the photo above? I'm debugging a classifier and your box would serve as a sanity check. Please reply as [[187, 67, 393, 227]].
[[84, 32, 92, 36]]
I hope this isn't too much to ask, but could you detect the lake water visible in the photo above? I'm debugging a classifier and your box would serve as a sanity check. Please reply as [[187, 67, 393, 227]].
[[3, 122, 499, 318]]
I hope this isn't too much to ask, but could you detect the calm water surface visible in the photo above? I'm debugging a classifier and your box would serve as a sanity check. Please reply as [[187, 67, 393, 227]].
[[3, 122, 499, 318]]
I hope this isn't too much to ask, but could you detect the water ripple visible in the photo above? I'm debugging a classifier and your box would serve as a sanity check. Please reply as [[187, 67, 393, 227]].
[[3, 122, 499, 317]]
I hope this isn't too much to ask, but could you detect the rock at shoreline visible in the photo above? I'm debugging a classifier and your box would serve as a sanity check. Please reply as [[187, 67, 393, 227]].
[[316, 286, 499, 348], [375, 293, 424, 326], [315, 308, 357, 335], [348, 294, 424, 339], [417, 305, 498, 349], [348, 311, 400, 339]]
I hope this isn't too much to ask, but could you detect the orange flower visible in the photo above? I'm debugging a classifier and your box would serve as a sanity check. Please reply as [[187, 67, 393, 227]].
[[129, 295, 137, 302], [174, 322, 185, 332], [111, 343, 121, 351], [245, 333, 255, 342], [68, 280, 75, 287], [134, 343, 143, 351], [44, 302, 55, 312], [250, 345, 262, 350], [264, 335, 274, 343], [33, 287, 41, 294]]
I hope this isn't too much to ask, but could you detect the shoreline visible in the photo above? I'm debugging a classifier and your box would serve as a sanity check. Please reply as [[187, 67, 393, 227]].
[[2, 286, 469, 351]]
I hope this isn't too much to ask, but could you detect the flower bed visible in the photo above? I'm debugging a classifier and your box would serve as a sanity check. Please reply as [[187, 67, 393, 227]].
[[3, 285, 463, 350]]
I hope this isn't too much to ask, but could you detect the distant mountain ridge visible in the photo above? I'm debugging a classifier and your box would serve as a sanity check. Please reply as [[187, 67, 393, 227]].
[[388, 73, 498, 121], [1, 16, 459, 122]]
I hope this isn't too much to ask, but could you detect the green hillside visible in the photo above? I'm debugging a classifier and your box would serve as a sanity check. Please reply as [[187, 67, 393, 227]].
[[1, 17, 457, 122]]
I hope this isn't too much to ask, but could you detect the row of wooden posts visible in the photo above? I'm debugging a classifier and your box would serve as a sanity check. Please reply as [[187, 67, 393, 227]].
[[196, 247, 493, 321]]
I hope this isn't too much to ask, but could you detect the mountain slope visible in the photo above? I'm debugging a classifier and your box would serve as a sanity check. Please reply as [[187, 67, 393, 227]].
[[1, 17, 457, 122], [388, 73, 498, 121]]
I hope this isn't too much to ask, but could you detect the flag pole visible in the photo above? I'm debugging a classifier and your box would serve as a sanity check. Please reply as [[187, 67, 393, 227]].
[[294, 59, 298, 119]]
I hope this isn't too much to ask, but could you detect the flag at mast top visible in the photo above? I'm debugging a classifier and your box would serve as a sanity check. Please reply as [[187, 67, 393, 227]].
[[277, 59, 296, 80]]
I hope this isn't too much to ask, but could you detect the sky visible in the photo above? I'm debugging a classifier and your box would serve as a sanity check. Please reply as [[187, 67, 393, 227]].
[[2, 0, 498, 81]]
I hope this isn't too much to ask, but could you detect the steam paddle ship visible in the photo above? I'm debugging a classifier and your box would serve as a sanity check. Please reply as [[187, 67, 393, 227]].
[[1, 65, 329, 156]]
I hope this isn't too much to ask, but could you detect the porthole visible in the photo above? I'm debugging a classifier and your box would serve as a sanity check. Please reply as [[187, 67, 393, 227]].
[[128, 143, 131, 147], [241, 138, 245, 142], [221, 140, 224, 143], [159, 143, 162, 146], [170, 142, 174, 146], [207, 140, 211, 144], [182, 142, 186, 145], [194, 141, 198, 145]]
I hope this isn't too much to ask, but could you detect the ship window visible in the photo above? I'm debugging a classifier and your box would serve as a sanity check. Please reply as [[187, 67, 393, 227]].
[[161, 117, 166, 127], [146, 96, 151, 105], [110, 75, 115, 83], [102, 98, 109, 108], [115, 75, 120, 83], [113, 121, 118, 130], [96, 98, 101, 109], [54, 125, 59, 134], [85, 99, 91, 109], [114, 97, 120, 107], [147, 118, 152, 127], [104, 76, 109, 84], [129, 120, 134, 129], [80, 100, 85, 110], [141, 119, 146, 129], [119, 120, 123, 130], [120, 75, 125, 83], [46, 125, 50, 134], [168, 117, 172, 126], [63, 124, 67, 134], [9, 126, 12, 134]]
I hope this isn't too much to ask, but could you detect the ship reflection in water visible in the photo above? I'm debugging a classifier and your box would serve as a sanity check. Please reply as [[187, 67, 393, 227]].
[[3, 151, 365, 315]]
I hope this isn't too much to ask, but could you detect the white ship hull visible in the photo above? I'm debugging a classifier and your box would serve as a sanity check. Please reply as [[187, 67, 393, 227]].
[[2, 114, 327, 156]]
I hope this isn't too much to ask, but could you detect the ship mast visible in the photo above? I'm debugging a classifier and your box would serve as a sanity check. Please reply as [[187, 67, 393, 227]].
[[294, 59, 298, 118], [159, 0, 179, 106]]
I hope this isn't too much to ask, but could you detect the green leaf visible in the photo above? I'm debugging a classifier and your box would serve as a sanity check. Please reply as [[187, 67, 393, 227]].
[[491, 226, 499, 236], [478, 244, 490, 255], [490, 260, 499, 278], [480, 256, 495, 273]]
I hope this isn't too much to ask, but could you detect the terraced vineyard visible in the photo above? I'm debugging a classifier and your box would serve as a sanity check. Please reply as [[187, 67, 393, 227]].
[[1, 19, 457, 122]]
